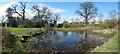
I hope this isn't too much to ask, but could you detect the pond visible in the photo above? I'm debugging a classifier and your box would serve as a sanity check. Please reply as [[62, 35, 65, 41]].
[[28, 31, 111, 52]]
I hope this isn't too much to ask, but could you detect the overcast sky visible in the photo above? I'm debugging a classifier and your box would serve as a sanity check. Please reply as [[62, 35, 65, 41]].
[[0, 2, 118, 23]]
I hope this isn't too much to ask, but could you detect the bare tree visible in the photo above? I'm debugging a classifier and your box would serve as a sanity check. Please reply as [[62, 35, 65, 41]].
[[54, 14, 60, 21], [0, 17, 5, 26], [75, 17, 80, 22], [108, 10, 118, 19], [98, 13, 103, 23], [32, 5, 42, 21], [32, 5, 52, 27], [12, 2, 27, 27], [1, 17, 5, 24], [75, 2, 98, 26], [71, 18, 74, 24], [31, 15, 40, 22], [53, 14, 60, 27], [6, 7, 14, 27], [108, 10, 118, 24]]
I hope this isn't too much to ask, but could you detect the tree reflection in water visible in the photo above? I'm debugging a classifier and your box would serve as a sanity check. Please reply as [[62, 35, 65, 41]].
[[63, 31, 68, 37], [75, 32, 94, 52], [30, 31, 61, 52], [29, 31, 110, 52]]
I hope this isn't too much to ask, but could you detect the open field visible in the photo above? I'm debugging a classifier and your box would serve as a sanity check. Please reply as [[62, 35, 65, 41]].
[[7, 27, 43, 36], [9, 28, 40, 33]]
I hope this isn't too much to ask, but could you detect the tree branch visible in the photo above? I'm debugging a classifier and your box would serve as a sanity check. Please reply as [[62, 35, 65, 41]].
[[14, 12, 23, 18]]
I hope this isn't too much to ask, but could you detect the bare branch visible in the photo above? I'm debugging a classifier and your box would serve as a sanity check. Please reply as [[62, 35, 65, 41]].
[[75, 2, 98, 25], [76, 10, 85, 17], [12, 4, 23, 18], [0, 17, 4, 26], [14, 12, 23, 17]]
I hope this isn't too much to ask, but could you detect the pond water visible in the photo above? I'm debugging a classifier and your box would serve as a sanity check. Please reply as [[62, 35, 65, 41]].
[[28, 31, 111, 52]]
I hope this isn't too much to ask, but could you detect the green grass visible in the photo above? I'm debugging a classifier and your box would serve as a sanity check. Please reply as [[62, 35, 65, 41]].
[[93, 34, 118, 52], [8, 28, 42, 35], [9, 28, 39, 33]]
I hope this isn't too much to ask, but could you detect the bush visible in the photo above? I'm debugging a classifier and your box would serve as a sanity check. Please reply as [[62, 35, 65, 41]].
[[69, 23, 84, 28], [57, 23, 63, 28], [2, 27, 16, 52], [2, 28, 27, 52], [24, 19, 34, 28], [99, 20, 117, 29], [64, 24, 69, 28], [27, 37, 38, 44], [15, 35, 27, 52]]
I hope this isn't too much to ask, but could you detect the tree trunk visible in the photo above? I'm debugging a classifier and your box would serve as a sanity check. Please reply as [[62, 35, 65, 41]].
[[23, 9, 25, 27], [85, 16, 88, 26]]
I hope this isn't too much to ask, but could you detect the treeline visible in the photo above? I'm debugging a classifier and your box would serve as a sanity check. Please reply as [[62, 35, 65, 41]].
[[1, 2, 60, 28], [1, 2, 119, 29]]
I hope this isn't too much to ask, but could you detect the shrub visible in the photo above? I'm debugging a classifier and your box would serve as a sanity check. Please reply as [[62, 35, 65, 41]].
[[2, 27, 16, 52], [15, 35, 27, 52], [69, 23, 84, 28], [24, 19, 34, 28], [57, 23, 63, 28], [99, 20, 117, 29], [64, 23, 69, 28], [2, 28, 27, 52], [27, 37, 38, 44]]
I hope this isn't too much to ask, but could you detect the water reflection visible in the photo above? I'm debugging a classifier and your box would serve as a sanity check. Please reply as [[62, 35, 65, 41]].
[[63, 31, 68, 37], [29, 31, 110, 52], [75, 32, 94, 52]]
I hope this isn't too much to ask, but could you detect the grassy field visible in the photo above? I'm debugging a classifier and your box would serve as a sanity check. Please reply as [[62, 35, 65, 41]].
[[8, 28, 42, 35], [9, 28, 39, 33], [93, 34, 118, 52]]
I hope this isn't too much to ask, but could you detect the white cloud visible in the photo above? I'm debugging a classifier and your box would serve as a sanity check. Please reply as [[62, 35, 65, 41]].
[[25, 9, 36, 19], [0, 2, 34, 20], [52, 8, 65, 13], [0, 2, 17, 23], [39, 3, 65, 14], [0, 2, 16, 17]]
